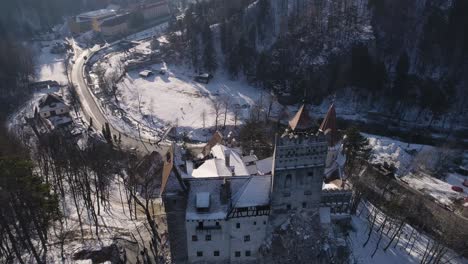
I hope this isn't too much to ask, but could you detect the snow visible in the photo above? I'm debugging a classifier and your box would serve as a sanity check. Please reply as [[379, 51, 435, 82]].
[[191, 159, 232, 178], [186, 211, 227, 220], [233, 176, 271, 208], [349, 202, 468, 264], [116, 63, 268, 141], [365, 133, 432, 176], [362, 133, 467, 208], [34, 41, 68, 85], [256, 157, 273, 175], [401, 172, 465, 207], [446, 173, 468, 193]]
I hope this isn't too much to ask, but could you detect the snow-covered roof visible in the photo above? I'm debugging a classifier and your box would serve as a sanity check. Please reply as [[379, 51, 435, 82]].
[[229, 151, 250, 176], [246, 164, 258, 175], [139, 70, 153, 77], [211, 144, 230, 160], [48, 115, 72, 128], [77, 9, 116, 21], [322, 180, 343, 191], [256, 157, 273, 175], [191, 159, 232, 178], [186, 178, 250, 220], [242, 155, 258, 164], [196, 192, 210, 208], [232, 176, 271, 208]]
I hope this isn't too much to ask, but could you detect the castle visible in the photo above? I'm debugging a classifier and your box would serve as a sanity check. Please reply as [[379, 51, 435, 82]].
[[159, 103, 352, 263]]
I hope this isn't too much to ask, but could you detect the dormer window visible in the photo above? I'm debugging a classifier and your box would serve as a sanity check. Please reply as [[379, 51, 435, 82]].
[[196, 192, 210, 212]]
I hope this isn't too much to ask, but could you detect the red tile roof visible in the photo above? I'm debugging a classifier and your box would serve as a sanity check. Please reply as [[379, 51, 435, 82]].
[[289, 104, 314, 131], [319, 103, 339, 146]]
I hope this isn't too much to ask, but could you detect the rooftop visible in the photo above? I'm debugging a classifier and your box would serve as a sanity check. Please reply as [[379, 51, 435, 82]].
[[319, 103, 339, 146], [289, 104, 315, 131], [77, 9, 117, 21]]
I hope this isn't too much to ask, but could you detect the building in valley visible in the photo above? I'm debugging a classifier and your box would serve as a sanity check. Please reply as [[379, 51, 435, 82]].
[[174, 103, 352, 263]]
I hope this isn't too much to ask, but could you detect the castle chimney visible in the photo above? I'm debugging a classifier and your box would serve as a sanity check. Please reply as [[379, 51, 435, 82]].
[[220, 178, 231, 204]]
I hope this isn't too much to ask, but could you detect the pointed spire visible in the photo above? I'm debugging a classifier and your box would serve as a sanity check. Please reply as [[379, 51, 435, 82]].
[[289, 104, 314, 131], [319, 103, 339, 146]]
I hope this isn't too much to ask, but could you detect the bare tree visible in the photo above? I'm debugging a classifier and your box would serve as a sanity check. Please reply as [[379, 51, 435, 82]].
[[201, 109, 207, 128], [211, 99, 222, 130], [221, 96, 230, 128]]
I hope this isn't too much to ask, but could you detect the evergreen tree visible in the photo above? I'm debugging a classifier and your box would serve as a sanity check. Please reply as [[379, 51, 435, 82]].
[[202, 24, 217, 72], [343, 126, 371, 177], [0, 156, 60, 263]]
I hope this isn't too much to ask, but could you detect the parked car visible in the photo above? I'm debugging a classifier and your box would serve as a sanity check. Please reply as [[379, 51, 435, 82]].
[[452, 186, 464, 193], [194, 73, 213, 84]]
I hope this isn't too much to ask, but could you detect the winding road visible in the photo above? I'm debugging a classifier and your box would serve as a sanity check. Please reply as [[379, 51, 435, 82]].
[[70, 41, 167, 155]]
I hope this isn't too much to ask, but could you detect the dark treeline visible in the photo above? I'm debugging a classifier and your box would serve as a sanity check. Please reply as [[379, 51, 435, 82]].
[[169, 0, 468, 118], [0, 125, 60, 264], [0, 0, 117, 37], [0, 25, 35, 113]]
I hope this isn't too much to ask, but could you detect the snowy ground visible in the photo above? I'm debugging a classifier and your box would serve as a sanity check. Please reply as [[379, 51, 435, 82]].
[[363, 133, 467, 209], [365, 133, 434, 176], [33, 40, 68, 84], [115, 63, 270, 141], [44, 176, 167, 263], [349, 202, 468, 264]]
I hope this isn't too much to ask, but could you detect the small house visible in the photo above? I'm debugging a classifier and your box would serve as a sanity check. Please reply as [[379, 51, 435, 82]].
[[37, 93, 70, 118], [194, 73, 213, 84]]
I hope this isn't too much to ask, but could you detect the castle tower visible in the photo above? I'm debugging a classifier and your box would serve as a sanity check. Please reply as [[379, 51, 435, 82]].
[[319, 103, 341, 168], [270, 104, 328, 223]]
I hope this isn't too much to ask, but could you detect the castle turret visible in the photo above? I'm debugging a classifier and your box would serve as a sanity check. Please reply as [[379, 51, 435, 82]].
[[319, 103, 343, 174], [319, 103, 339, 147], [270, 104, 327, 225]]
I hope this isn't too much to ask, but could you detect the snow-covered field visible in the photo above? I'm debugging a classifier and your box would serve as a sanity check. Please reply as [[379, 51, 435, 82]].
[[116, 64, 268, 141]]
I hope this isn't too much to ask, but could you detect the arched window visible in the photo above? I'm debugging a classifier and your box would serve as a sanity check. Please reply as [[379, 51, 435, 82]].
[[284, 174, 292, 188]]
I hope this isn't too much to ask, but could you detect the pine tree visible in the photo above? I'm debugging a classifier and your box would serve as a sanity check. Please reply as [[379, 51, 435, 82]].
[[343, 126, 371, 177]]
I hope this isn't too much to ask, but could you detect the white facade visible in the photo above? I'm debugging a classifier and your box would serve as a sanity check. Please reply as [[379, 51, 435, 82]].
[[38, 102, 70, 118], [186, 215, 268, 263], [142, 1, 170, 20]]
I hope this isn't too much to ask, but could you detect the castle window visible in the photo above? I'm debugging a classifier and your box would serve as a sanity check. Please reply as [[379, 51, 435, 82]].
[[215, 221, 220, 226], [263, 221, 267, 225], [302, 202, 307, 208], [205, 235, 211, 241], [235, 251, 241, 257], [192, 235, 198, 241], [244, 235, 250, 242], [236, 223, 240, 229], [253, 221, 257, 225], [246, 250, 251, 257], [286, 204, 291, 210], [214, 251, 220, 256], [284, 174, 292, 188], [197, 251, 203, 257]]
